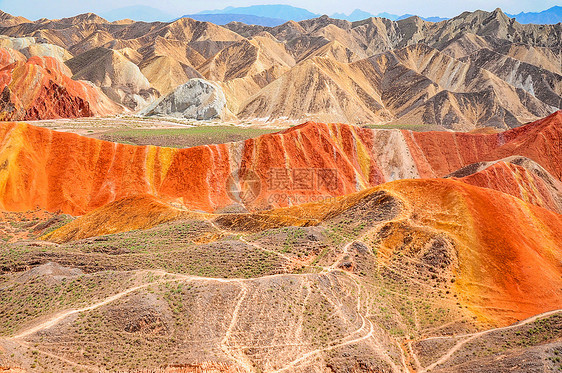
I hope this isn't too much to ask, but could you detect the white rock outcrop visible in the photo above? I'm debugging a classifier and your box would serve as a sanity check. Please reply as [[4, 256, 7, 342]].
[[141, 78, 227, 120]]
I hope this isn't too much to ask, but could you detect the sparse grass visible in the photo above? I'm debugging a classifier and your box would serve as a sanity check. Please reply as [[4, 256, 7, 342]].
[[98, 126, 280, 148], [0, 193, 546, 372], [249, 226, 326, 260], [0, 270, 145, 336], [2, 220, 289, 279]]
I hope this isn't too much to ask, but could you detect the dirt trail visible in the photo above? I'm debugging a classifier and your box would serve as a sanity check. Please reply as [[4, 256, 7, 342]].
[[220, 282, 254, 372], [6, 215, 558, 373], [421, 308, 562, 372], [272, 318, 376, 373], [5, 270, 280, 342], [10, 281, 163, 340], [207, 219, 296, 264], [17, 340, 99, 372], [273, 268, 405, 373]]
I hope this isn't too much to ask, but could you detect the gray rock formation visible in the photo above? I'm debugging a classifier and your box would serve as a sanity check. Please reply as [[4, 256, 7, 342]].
[[141, 78, 227, 120]]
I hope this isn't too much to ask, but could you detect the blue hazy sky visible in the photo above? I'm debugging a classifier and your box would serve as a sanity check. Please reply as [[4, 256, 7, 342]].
[[0, 0, 558, 20]]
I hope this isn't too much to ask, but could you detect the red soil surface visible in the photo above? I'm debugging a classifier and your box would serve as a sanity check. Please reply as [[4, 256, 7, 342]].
[[0, 111, 561, 215], [383, 179, 562, 325]]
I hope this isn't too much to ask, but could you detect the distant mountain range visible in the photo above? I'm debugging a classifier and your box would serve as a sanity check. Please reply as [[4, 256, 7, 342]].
[[178, 14, 287, 26], [331, 9, 448, 22], [196, 4, 318, 21], [507, 6, 562, 24], [194, 5, 448, 24], [331, 9, 374, 22], [101, 4, 562, 26], [100, 5, 173, 22]]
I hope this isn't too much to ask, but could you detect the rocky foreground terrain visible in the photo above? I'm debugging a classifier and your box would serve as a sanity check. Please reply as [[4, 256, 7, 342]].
[[0, 112, 561, 372], [0, 8, 559, 128]]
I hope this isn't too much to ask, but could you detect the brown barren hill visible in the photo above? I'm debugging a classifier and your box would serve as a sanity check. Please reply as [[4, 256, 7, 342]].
[[0, 9, 559, 127], [65, 47, 157, 111], [0, 10, 29, 27]]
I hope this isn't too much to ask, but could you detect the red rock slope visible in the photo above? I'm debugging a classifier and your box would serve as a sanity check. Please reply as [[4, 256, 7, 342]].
[[403, 111, 562, 180], [0, 48, 121, 120], [449, 156, 562, 213], [380, 179, 562, 325], [0, 111, 561, 215]]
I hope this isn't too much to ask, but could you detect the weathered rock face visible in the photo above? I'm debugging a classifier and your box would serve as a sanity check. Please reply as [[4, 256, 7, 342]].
[[0, 59, 90, 120], [403, 110, 562, 180], [142, 78, 227, 120], [21, 43, 73, 63], [0, 47, 25, 67], [0, 36, 74, 64], [0, 111, 561, 215], [0, 36, 35, 50], [237, 44, 556, 128], [224, 11, 561, 127], [0, 50, 122, 121], [139, 55, 202, 96], [65, 47, 158, 111], [461, 48, 562, 109], [448, 156, 562, 214], [0, 10, 29, 27], [0, 78, 92, 121]]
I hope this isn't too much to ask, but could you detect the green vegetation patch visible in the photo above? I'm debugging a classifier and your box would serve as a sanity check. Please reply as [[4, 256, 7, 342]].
[[98, 126, 280, 148]]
